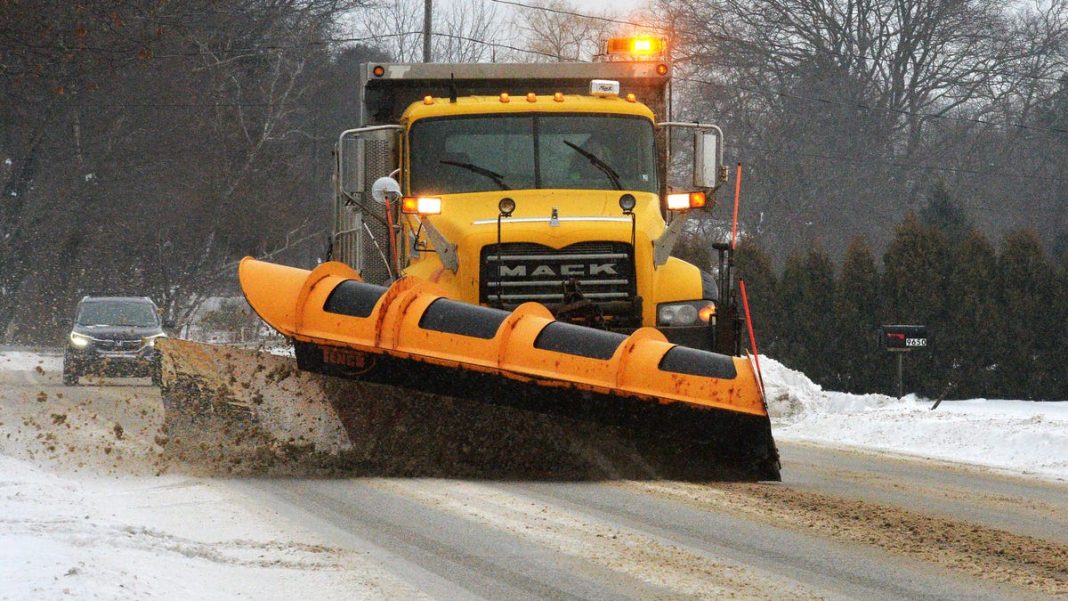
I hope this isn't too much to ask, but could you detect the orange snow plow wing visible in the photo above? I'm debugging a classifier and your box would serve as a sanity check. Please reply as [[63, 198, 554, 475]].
[[240, 257, 780, 480]]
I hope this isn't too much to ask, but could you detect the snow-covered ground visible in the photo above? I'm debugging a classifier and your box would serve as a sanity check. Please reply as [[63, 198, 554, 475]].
[[761, 356, 1068, 480], [0, 456, 405, 600]]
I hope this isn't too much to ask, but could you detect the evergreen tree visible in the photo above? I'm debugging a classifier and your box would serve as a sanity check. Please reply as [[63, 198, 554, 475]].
[[945, 231, 999, 398], [996, 230, 1056, 399], [776, 252, 807, 371], [801, 245, 838, 385], [834, 237, 882, 393], [734, 236, 781, 356], [920, 180, 972, 246], [882, 213, 952, 396], [777, 243, 836, 384], [1055, 252, 1068, 399]]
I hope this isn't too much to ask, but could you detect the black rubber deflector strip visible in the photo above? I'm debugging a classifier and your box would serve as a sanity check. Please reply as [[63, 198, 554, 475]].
[[419, 298, 509, 339], [323, 280, 388, 318], [533, 321, 626, 360], [659, 346, 737, 380]]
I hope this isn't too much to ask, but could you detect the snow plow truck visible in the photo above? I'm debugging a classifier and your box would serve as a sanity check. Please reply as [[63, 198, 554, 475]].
[[159, 37, 781, 481]]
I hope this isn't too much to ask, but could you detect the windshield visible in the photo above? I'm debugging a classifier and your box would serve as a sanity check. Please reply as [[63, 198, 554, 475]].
[[409, 113, 658, 195], [77, 301, 159, 327]]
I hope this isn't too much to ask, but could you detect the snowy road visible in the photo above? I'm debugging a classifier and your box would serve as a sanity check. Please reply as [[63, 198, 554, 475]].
[[1, 355, 1066, 599]]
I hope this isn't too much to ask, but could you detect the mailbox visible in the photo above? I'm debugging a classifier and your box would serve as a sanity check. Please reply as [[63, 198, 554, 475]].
[[881, 325, 927, 351]]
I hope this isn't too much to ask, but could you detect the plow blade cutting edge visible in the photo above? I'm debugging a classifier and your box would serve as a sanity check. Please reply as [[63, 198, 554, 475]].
[[229, 257, 781, 480]]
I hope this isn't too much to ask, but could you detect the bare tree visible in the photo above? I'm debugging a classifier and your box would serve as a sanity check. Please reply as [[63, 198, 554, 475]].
[[659, 0, 1068, 261], [357, 0, 508, 62], [358, 0, 426, 62], [514, 0, 620, 62], [0, 0, 373, 342]]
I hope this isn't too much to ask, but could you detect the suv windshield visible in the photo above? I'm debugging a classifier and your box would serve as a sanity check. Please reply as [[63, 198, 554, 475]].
[[77, 301, 159, 327], [409, 113, 658, 195]]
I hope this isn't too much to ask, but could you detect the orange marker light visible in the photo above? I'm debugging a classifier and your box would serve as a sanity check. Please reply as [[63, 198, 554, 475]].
[[553, 92, 564, 102], [402, 196, 442, 215], [423, 95, 434, 105], [689, 191, 707, 208], [372, 65, 385, 77], [656, 63, 669, 76], [499, 92, 510, 103], [526, 92, 537, 102], [626, 93, 637, 103], [698, 303, 716, 323]]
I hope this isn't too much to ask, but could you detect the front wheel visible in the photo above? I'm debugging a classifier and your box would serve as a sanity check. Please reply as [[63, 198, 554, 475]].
[[149, 356, 163, 387], [62, 361, 79, 386]]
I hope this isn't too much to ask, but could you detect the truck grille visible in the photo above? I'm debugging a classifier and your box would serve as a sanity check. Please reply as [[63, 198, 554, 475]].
[[480, 242, 636, 310]]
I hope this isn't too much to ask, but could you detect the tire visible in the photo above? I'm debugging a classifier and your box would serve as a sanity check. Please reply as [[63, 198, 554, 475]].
[[62, 361, 79, 386]]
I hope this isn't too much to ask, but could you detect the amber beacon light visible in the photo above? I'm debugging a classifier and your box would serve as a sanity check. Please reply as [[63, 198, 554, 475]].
[[606, 36, 666, 58]]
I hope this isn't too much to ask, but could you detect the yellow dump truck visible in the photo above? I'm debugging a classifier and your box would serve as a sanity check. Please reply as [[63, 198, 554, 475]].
[[163, 38, 780, 480], [334, 40, 733, 352]]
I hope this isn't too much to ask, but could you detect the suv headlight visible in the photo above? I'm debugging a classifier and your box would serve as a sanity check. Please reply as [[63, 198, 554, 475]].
[[69, 332, 92, 348], [142, 333, 167, 347], [657, 301, 716, 327]]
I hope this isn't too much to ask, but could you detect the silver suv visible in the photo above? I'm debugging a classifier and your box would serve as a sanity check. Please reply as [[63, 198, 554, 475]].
[[63, 296, 170, 386]]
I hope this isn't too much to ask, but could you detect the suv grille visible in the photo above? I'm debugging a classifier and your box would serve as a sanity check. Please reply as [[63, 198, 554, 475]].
[[96, 339, 142, 352], [480, 242, 636, 310]]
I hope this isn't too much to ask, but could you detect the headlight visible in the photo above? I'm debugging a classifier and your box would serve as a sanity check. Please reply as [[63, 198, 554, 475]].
[[657, 301, 716, 327], [142, 333, 167, 347], [69, 332, 91, 348]]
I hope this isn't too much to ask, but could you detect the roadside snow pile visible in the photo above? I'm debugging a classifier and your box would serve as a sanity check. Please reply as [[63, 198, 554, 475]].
[[762, 356, 1068, 480], [760, 356, 904, 421], [0, 351, 62, 373]]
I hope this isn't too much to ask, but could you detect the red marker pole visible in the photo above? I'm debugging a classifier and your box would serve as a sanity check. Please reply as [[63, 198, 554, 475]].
[[739, 279, 765, 399]]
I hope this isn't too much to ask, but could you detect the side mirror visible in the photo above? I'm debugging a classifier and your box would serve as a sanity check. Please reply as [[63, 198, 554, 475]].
[[163, 319, 177, 330], [339, 134, 366, 197], [371, 176, 402, 204], [693, 128, 724, 189]]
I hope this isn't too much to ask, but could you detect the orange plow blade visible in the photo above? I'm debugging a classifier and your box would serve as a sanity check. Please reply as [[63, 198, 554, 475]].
[[238, 258, 780, 480]]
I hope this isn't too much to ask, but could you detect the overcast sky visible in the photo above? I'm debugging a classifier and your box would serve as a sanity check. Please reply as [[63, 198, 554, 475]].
[[446, 0, 650, 17]]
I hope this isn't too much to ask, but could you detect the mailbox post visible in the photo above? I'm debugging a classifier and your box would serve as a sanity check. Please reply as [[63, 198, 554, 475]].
[[880, 325, 928, 398]]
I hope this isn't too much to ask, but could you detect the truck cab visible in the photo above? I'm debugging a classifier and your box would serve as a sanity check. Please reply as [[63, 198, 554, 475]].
[[334, 38, 732, 351]]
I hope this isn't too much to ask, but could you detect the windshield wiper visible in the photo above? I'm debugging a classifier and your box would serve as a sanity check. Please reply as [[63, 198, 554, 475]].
[[564, 141, 623, 190], [440, 160, 511, 190]]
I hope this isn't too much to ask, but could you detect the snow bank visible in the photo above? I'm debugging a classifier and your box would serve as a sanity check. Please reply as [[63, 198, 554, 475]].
[[761, 356, 1068, 480], [0, 351, 62, 374]]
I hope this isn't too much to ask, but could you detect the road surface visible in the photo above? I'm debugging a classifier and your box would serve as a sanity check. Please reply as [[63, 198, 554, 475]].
[[1, 359, 1065, 600]]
